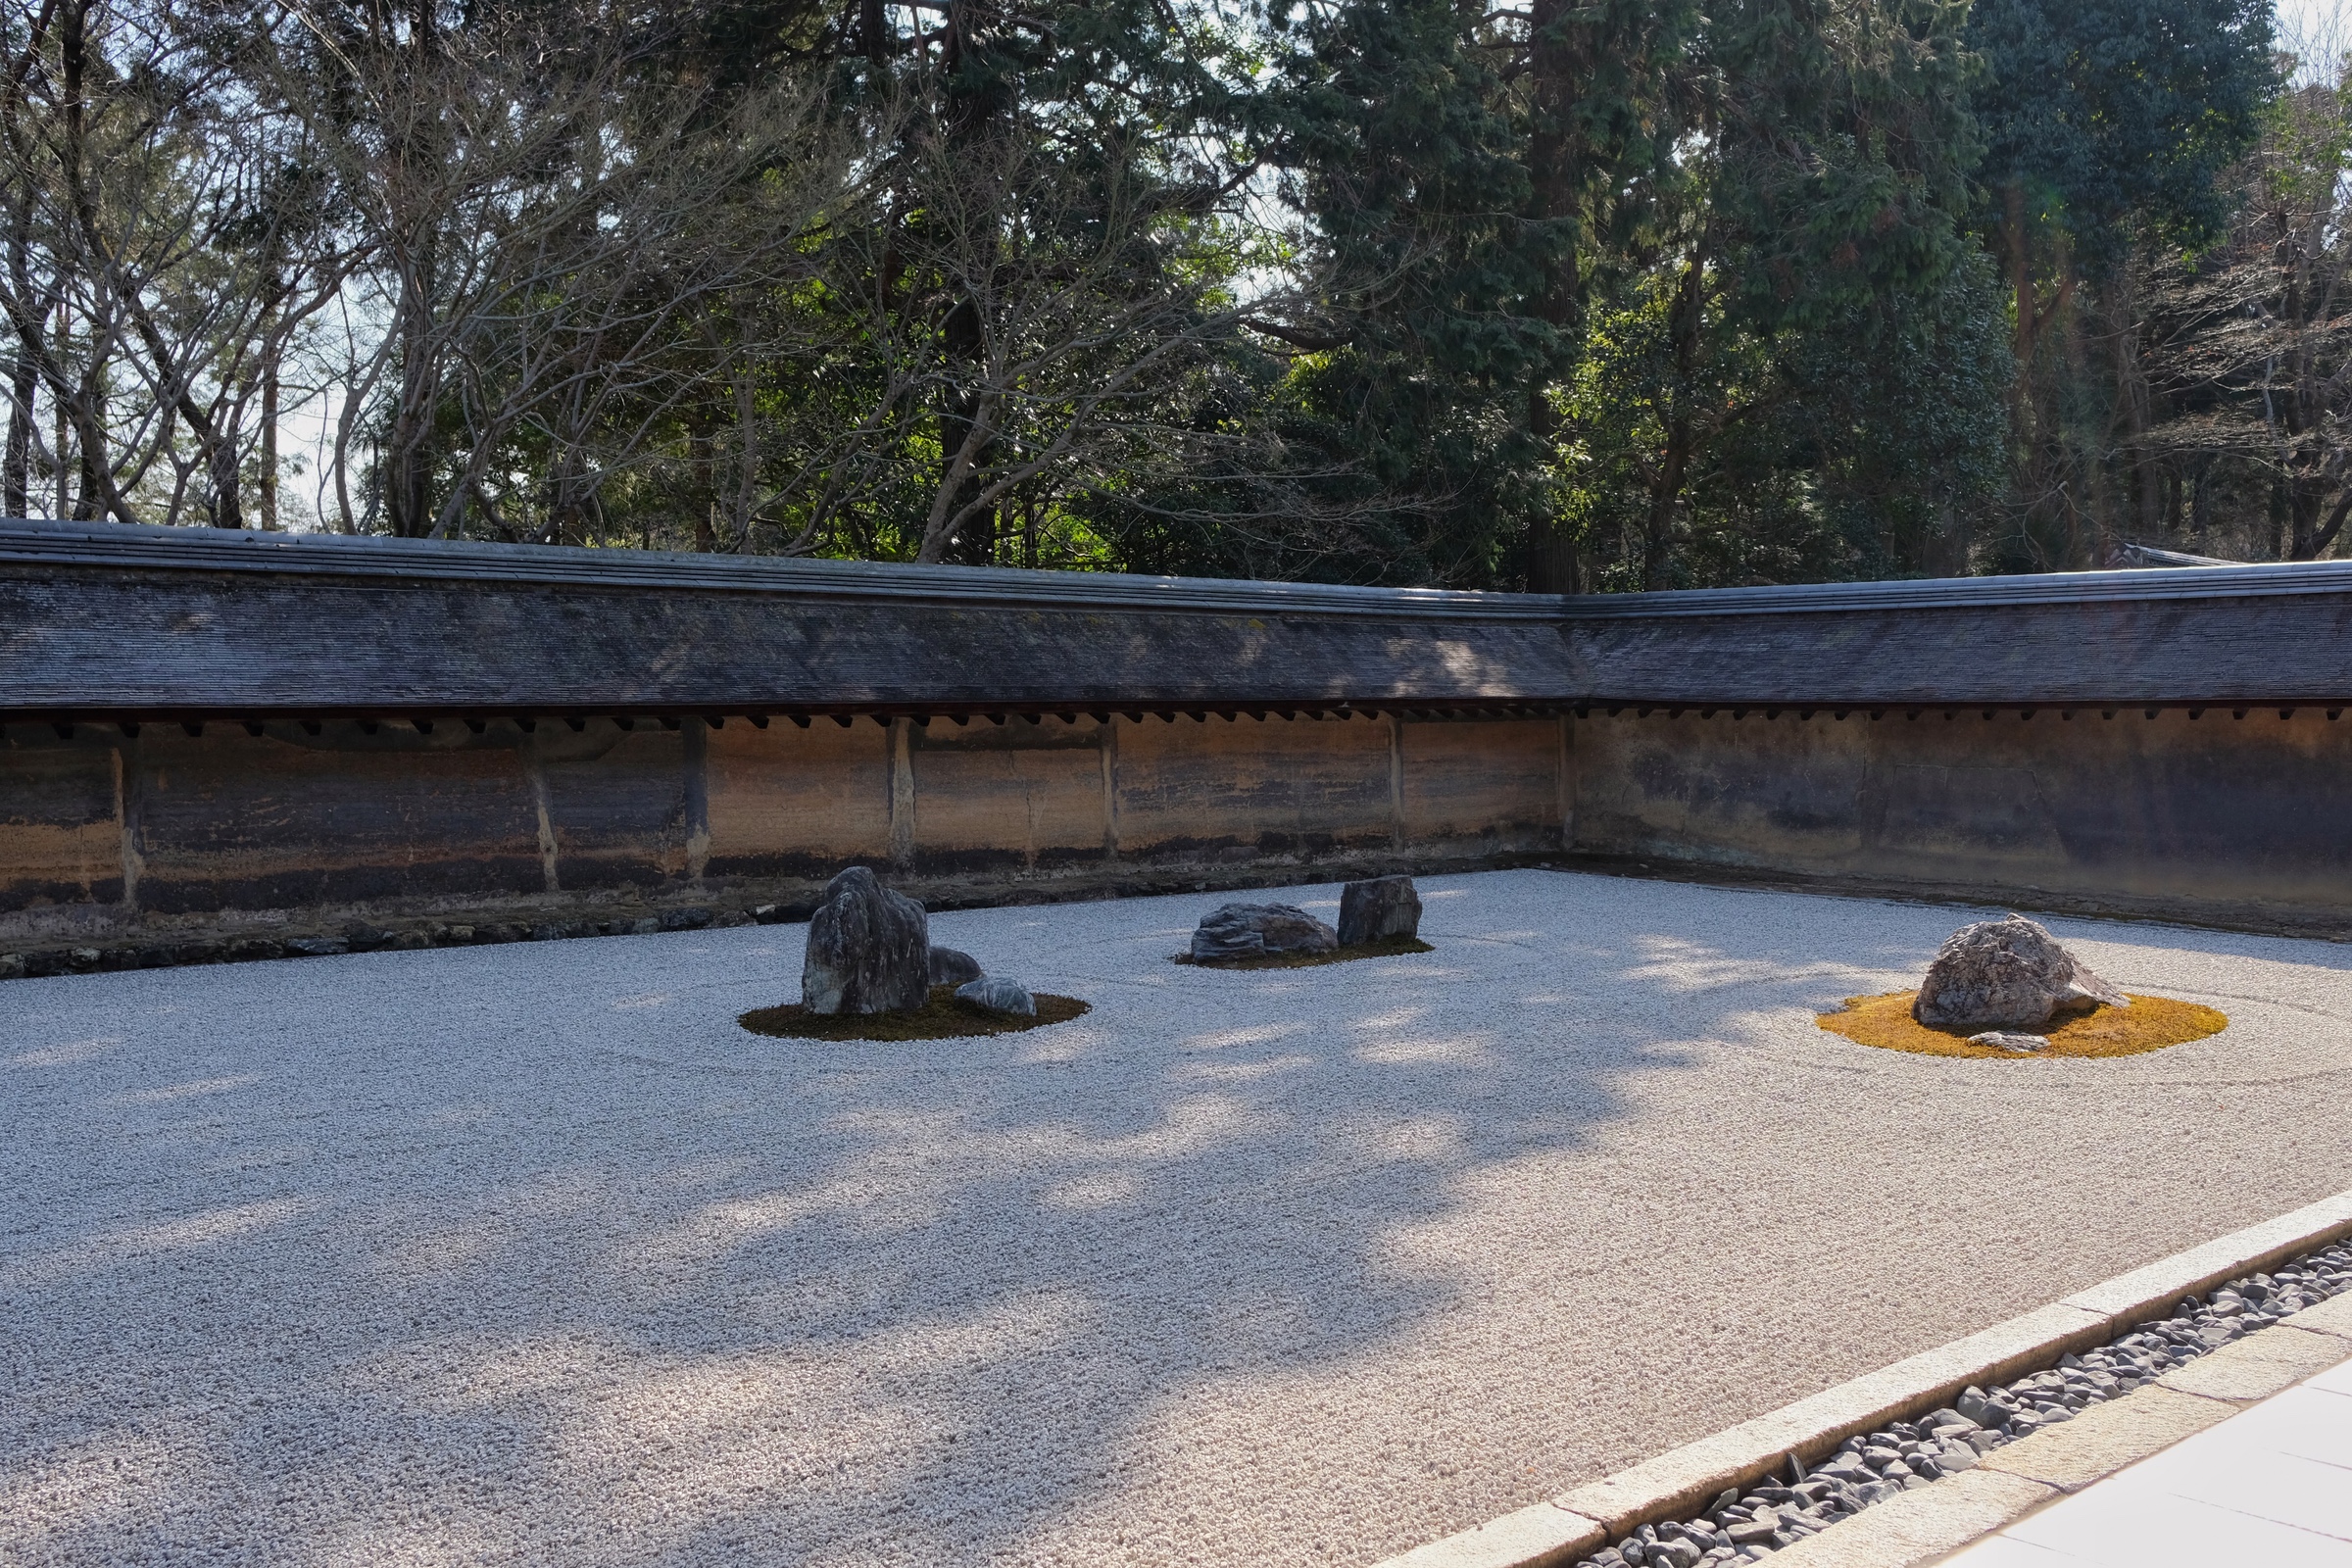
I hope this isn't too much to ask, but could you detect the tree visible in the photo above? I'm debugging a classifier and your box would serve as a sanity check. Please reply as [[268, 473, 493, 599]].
[[1554, 0, 1996, 588], [2130, 62, 2352, 561], [0, 0, 358, 527], [1967, 0, 2277, 566]]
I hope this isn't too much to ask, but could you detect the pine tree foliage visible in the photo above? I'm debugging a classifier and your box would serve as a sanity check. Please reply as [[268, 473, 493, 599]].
[[0, 0, 2310, 583]]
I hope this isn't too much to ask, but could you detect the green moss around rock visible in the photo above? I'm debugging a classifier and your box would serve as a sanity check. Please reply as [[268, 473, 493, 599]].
[[1172, 936, 1436, 971], [739, 985, 1091, 1041]]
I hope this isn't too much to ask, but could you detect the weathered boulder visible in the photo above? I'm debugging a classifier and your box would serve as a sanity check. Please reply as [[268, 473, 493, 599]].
[[1337, 875, 1422, 946], [1914, 915, 2129, 1031], [929, 946, 984, 987], [956, 976, 1036, 1017], [1190, 903, 1339, 962], [802, 866, 931, 1014]]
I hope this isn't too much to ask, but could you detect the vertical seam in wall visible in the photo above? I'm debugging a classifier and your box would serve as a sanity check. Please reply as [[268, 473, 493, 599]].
[[113, 738, 143, 916], [526, 739, 561, 893], [889, 717, 915, 869], [1559, 712, 1576, 848], [683, 718, 710, 887], [1100, 716, 1120, 860], [1389, 713, 1405, 852]]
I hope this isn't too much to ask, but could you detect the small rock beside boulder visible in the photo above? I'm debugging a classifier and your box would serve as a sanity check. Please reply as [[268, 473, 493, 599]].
[[956, 976, 1036, 1017], [802, 866, 931, 1015], [1969, 1031, 2051, 1054], [929, 946, 984, 987], [1190, 903, 1338, 962], [1914, 914, 2129, 1031], [1337, 875, 1421, 946]]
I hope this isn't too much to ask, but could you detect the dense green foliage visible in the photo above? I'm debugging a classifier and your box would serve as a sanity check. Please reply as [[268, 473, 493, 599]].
[[0, 0, 2321, 585]]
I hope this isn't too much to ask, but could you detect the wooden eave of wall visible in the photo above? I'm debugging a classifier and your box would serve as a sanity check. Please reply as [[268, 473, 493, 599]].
[[0, 522, 1577, 723], [10, 519, 2352, 720]]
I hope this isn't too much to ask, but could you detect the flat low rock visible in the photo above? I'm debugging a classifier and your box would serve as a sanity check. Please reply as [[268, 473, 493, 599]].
[[1337, 875, 1422, 947], [1189, 903, 1339, 962], [929, 947, 985, 987], [1914, 914, 2131, 1031], [802, 866, 931, 1015], [1970, 1031, 2051, 1054], [956, 976, 1036, 1017]]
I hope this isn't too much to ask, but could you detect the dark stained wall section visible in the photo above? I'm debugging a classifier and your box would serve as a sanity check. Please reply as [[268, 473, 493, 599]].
[[0, 736, 122, 910], [129, 727, 548, 914], [0, 711, 1569, 947], [1573, 709, 2352, 926]]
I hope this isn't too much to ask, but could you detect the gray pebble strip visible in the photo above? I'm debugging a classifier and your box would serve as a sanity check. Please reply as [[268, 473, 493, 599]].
[[1575, 1241, 2352, 1567]]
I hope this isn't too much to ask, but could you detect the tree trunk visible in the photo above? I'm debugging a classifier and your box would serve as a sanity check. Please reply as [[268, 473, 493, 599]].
[[2, 216, 30, 517], [387, 266, 437, 536], [1642, 250, 1705, 591], [1643, 419, 1690, 592], [260, 349, 278, 530], [1520, 0, 1584, 594], [929, 2, 1006, 566], [2004, 181, 2034, 428], [51, 301, 66, 517], [257, 281, 281, 531]]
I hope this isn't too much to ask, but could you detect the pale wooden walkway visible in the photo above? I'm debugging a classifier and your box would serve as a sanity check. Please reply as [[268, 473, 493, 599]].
[[1937, 1356, 2352, 1565]]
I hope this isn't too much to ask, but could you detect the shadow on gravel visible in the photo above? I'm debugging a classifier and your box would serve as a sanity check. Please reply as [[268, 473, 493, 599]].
[[8, 871, 2352, 1567]]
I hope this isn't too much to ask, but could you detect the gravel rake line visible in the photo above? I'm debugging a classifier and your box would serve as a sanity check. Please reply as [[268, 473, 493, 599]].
[[1577, 1240, 2352, 1568]]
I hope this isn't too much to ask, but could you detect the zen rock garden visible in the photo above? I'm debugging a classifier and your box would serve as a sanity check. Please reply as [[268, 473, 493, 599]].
[[758, 868, 1435, 1039], [744, 865, 1059, 1039], [9, 868, 2337, 1568], [800, 865, 1035, 1019], [1818, 912, 2227, 1061], [1911, 913, 2131, 1051]]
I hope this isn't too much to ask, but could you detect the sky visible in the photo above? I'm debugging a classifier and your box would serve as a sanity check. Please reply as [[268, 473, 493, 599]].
[[2278, 0, 2348, 75]]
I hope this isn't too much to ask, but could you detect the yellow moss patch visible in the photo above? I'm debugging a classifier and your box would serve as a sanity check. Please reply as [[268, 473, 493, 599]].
[[740, 985, 1091, 1042], [1818, 991, 2228, 1058]]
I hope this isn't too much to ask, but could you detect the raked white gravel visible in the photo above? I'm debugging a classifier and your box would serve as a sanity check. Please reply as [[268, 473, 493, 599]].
[[7, 869, 2352, 1567]]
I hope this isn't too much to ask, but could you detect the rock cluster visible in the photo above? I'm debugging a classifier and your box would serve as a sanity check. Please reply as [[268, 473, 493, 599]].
[[1190, 903, 1339, 961], [1913, 914, 2129, 1031], [1574, 1241, 2352, 1566], [802, 867, 932, 1015], [1189, 876, 1426, 961], [799, 868, 1042, 1017], [1338, 875, 1423, 946]]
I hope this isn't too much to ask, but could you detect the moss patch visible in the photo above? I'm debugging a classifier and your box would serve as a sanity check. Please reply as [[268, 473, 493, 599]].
[[1172, 936, 1436, 971], [739, 985, 1091, 1042], [1819, 991, 2228, 1058]]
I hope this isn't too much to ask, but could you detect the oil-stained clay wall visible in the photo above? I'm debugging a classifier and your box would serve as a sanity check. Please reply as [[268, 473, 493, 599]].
[[0, 712, 1567, 945], [1568, 707, 2352, 930]]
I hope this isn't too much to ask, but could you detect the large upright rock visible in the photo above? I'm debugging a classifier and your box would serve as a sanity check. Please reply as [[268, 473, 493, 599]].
[[802, 867, 931, 1015], [1190, 903, 1339, 962], [1913, 914, 2129, 1031], [1338, 875, 1422, 946]]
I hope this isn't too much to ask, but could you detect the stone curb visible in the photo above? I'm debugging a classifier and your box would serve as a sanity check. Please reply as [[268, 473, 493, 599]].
[[1369, 1188, 2352, 1568]]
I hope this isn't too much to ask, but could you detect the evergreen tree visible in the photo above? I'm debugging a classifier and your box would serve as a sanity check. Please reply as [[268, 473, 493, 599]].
[[1967, 0, 2277, 567]]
